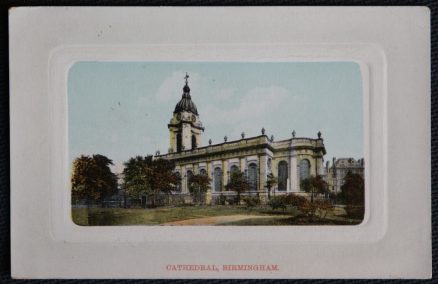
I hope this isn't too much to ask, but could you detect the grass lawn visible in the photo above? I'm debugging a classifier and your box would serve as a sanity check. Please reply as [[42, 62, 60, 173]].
[[72, 206, 361, 226], [223, 216, 362, 226], [72, 206, 298, 226]]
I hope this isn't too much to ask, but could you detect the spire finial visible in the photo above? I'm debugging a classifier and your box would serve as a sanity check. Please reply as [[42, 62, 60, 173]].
[[184, 72, 189, 85], [182, 72, 191, 95]]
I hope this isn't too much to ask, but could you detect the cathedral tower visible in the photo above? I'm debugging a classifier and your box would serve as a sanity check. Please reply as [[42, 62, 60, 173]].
[[168, 73, 204, 152]]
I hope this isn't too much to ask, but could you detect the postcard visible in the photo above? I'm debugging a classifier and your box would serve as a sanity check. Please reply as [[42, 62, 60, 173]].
[[9, 7, 431, 279]]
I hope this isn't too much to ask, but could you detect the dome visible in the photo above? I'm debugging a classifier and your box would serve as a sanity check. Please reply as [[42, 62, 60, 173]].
[[174, 95, 199, 115], [173, 76, 198, 115]]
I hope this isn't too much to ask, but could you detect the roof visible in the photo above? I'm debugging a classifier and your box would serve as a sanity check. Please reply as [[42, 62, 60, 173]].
[[173, 84, 199, 115]]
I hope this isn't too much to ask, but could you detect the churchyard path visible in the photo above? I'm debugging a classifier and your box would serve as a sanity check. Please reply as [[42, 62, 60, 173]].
[[162, 214, 290, 225]]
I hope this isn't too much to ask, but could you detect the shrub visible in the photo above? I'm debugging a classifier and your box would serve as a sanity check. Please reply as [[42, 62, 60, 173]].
[[170, 195, 186, 206], [299, 199, 333, 220], [268, 195, 287, 211], [345, 205, 364, 220], [226, 195, 239, 205], [314, 200, 334, 218], [218, 194, 226, 205], [299, 200, 315, 217], [242, 195, 260, 207], [191, 192, 206, 205], [284, 194, 308, 208]]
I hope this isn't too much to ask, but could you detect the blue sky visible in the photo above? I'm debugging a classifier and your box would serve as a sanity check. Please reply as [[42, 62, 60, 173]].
[[68, 62, 363, 173]]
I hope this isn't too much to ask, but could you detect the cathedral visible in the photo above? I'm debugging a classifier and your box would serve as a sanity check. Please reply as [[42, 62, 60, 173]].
[[158, 74, 326, 204]]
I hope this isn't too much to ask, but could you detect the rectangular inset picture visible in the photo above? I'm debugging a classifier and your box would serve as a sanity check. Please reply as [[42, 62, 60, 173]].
[[69, 62, 364, 226]]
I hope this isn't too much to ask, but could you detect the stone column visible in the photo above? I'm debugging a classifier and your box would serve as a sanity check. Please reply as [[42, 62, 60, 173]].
[[222, 159, 228, 191], [206, 162, 213, 204], [290, 155, 298, 192], [259, 155, 267, 192], [169, 130, 176, 152], [310, 156, 317, 176], [316, 156, 323, 176], [195, 129, 202, 148], [240, 157, 246, 173], [207, 162, 213, 179], [182, 122, 191, 150], [180, 165, 187, 193]]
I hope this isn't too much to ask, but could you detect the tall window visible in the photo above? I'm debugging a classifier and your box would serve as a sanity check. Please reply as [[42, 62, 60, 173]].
[[278, 161, 288, 191], [214, 167, 222, 192], [300, 159, 310, 181], [174, 172, 181, 192], [200, 168, 207, 176], [248, 163, 258, 191], [229, 165, 239, 183], [230, 165, 239, 175], [176, 133, 182, 152], [186, 170, 193, 190], [191, 135, 197, 149]]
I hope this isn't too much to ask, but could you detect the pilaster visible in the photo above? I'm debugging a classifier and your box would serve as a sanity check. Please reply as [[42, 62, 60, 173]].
[[222, 159, 228, 191], [182, 123, 191, 150], [259, 155, 267, 192]]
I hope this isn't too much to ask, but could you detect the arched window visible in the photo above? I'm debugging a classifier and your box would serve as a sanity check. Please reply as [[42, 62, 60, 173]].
[[300, 159, 310, 181], [214, 167, 222, 192], [200, 168, 207, 176], [174, 172, 182, 192], [248, 163, 258, 191], [230, 165, 239, 175], [186, 170, 193, 190], [176, 133, 182, 152], [191, 134, 197, 149], [229, 165, 239, 183], [278, 161, 288, 191]]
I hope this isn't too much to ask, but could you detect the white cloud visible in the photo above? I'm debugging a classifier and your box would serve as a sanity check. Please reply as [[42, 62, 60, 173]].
[[200, 85, 294, 140], [154, 71, 200, 102], [110, 161, 125, 175], [209, 88, 235, 101], [204, 85, 290, 125]]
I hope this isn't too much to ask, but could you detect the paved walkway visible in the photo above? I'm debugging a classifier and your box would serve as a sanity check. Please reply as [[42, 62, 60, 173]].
[[162, 214, 289, 226]]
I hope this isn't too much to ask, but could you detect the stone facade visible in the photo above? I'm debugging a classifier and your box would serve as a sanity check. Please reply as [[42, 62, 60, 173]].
[[325, 157, 365, 195], [158, 75, 327, 204]]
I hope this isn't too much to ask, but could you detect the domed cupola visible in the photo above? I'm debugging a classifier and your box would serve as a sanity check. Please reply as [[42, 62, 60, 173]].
[[168, 72, 203, 153], [174, 73, 198, 115]]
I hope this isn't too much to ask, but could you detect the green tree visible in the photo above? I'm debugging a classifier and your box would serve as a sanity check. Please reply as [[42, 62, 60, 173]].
[[338, 172, 364, 205], [71, 154, 117, 207], [300, 175, 328, 203], [122, 156, 152, 200], [148, 158, 179, 205], [225, 171, 250, 204], [122, 156, 179, 207], [188, 174, 211, 205], [265, 173, 277, 200]]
